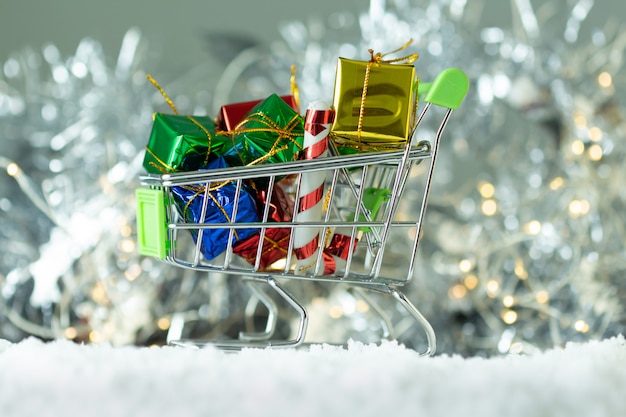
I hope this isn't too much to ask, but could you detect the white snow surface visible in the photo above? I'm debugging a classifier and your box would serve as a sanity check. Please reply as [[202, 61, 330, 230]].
[[1, 336, 625, 417]]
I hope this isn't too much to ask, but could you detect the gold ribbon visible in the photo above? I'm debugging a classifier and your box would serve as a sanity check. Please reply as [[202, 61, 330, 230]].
[[356, 39, 419, 144], [146, 74, 179, 115], [180, 182, 242, 240], [176, 110, 304, 239], [146, 75, 304, 239], [146, 74, 215, 172], [225, 110, 304, 166], [290, 64, 301, 112], [240, 233, 291, 264]]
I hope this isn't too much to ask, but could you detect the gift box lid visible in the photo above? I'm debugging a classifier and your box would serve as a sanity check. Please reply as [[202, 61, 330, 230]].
[[217, 95, 299, 132]]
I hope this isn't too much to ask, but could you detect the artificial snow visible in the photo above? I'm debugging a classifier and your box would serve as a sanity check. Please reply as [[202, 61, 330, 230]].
[[0, 336, 625, 417]]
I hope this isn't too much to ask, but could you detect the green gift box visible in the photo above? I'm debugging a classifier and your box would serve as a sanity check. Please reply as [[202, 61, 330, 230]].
[[222, 94, 305, 167], [142, 113, 226, 174]]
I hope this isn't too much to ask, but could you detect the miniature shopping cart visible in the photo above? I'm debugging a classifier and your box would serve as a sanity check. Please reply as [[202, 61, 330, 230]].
[[136, 68, 469, 356]]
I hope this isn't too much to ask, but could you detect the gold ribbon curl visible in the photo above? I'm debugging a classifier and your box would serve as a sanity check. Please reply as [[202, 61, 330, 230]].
[[290, 64, 301, 113], [146, 74, 215, 173]]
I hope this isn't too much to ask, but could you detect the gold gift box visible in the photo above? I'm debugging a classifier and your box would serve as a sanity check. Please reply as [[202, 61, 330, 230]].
[[330, 57, 417, 153]]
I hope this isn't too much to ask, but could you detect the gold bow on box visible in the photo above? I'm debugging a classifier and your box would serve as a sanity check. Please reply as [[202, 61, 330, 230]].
[[330, 40, 419, 154]]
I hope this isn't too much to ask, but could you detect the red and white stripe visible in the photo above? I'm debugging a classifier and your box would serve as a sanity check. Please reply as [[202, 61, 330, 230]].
[[293, 101, 334, 275]]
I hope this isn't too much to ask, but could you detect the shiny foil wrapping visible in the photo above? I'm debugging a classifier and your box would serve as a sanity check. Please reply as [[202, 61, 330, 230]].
[[143, 113, 225, 174], [330, 57, 417, 154], [233, 183, 294, 270], [217, 95, 299, 132], [222, 94, 304, 167], [171, 158, 259, 261]]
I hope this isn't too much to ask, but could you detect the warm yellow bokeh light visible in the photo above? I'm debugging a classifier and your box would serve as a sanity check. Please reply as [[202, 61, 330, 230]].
[[356, 300, 370, 313], [549, 177, 564, 190], [89, 331, 103, 343], [124, 263, 142, 281], [157, 317, 171, 330], [64, 327, 78, 339], [91, 282, 109, 305], [588, 127, 603, 142], [486, 280, 500, 297], [481, 199, 498, 216], [329, 306, 343, 319], [598, 71, 612, 88], [478, 181, 495, 198], [523, 220, 541, 235], [502, 295, 515, 307], [569, 199, 590, 217], [574, 319, 590, 333], [571, 140, 585, 155], [449, 284, 468, 300], [120, 224, 133, 237], [535, 290, 550, 304], [587, 144, 603, 161], [119, 239, 136, 253], [573, 112, 587, 128], [501, 309, 518, 324], [464, 274, 479, 290], [459, 259, 474, 273], [6, 162, 19, 177], [515, 258, 528, 280]]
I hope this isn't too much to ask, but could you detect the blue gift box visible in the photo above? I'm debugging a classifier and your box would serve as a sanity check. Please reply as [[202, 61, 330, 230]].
[[171, 158, 259, 261]]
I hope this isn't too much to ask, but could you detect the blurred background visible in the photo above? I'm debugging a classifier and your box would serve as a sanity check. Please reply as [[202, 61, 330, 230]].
[[1, 0, 617, 73], [0, 0, 624, 356]]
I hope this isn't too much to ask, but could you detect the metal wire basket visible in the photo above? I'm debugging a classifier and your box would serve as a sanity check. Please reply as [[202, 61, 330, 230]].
[[136, 68, 469, 355]]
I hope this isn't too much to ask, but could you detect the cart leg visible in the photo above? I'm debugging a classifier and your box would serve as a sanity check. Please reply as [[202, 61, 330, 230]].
[[388, 287, 436, 356], [239, 280, 278, 342], [169, 276, 308, 350], [351, 284, 436, 356], [263, 276, 308, 348], [216, 276, 307, 349]]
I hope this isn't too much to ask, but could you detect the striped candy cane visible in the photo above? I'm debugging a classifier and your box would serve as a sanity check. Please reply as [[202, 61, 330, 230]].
[[293, 101, 334, 275]]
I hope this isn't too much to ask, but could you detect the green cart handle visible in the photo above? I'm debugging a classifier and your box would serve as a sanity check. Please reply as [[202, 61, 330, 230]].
[[419, 68, 469, 110]]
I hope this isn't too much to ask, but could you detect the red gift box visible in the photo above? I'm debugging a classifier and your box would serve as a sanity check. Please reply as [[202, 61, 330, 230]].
[[217, 95, 299, 132], [233, 182, 294, 270]]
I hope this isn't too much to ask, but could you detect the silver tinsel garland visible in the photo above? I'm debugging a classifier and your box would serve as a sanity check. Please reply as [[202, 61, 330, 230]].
[[235, 0, 626, 355], [1, 0, 624, 355], [0, 30, 257, 346]]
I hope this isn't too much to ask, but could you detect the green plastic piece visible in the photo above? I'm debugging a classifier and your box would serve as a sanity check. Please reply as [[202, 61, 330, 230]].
[[358, 188, 392, 232], [417, 81, 432, 102], [136, 188, 169, 259], [423, 68, 469, 110]]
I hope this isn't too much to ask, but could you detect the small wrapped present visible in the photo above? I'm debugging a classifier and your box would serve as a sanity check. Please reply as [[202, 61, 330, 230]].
[[330, 44, 418, 154], [217, 95, 299, 132], [233, 182, 294, 270], [142, 113, 227, 174], [222, 94, 305, 167], [171, 157, 259, 261]]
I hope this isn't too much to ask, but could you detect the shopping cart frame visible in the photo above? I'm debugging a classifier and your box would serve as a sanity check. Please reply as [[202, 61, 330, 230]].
[[136, 68, 469, 355]]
